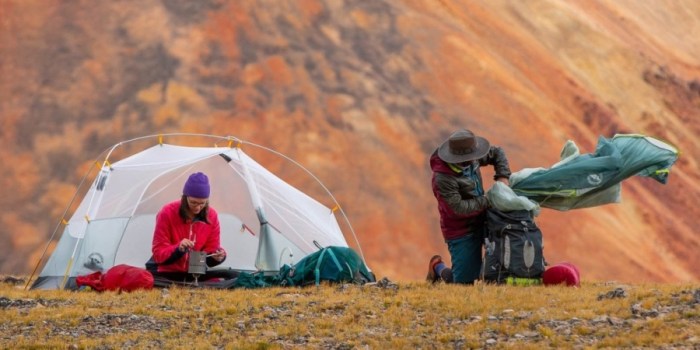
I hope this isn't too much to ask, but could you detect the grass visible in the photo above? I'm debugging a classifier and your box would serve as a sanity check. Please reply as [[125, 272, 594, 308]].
[[1, 279, 698, 349]]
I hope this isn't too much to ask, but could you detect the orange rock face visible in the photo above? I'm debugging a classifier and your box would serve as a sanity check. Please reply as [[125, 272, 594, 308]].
[[1, 0, 698, 282]]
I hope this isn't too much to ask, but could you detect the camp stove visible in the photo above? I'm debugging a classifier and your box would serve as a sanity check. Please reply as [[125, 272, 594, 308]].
[[188, 251, 207, 286]]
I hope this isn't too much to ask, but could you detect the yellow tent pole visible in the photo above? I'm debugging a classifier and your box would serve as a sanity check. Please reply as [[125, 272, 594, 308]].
[[61, 215, 90, 290], [95, 159, 111, 171], [60, 258, 74, 290]]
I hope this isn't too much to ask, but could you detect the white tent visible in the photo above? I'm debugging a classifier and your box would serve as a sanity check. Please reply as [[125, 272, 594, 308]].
[[30, 134, 364, 289]]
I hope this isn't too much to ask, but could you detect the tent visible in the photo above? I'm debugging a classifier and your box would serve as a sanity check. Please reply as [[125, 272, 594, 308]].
[[29, 134, 366, 290], [508, 134, 679, 211]]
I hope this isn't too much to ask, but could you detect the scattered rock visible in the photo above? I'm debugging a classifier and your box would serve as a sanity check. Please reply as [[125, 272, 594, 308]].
[[554, 325, 572, 336], [374, 277, 398, 291], [515, 311, 532, 319], [0, 296, 70, 309], [631, 303, 660, 318], [68, 314, 169, 337], [597, 287, 627, 300], [336, 284, 351, 292], [521, 331, 538, 338], [591, 315, 608, 324], [607, 316, 623, 326], [262, 330, 278, 337], [1, 276, 25, 285], [631, 303, 643, 315]]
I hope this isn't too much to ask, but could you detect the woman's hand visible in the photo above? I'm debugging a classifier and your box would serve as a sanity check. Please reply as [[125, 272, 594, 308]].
[[178, 238, 195, 252], [210, 248, 226, 262]]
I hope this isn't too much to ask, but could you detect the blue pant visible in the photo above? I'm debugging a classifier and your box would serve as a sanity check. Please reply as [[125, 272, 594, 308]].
[[447, 232, 483, 284]]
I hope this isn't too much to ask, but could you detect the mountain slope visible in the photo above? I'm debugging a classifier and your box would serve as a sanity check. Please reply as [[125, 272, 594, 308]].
[[1, 0, 698, 282]]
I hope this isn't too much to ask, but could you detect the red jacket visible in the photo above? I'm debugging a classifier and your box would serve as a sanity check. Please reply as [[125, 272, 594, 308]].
[[151, 200, 225, 273], [430, 148, 511, 240]]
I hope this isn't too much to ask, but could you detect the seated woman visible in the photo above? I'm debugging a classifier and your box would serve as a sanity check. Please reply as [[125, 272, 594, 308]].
[[145, 172, 238, 286]]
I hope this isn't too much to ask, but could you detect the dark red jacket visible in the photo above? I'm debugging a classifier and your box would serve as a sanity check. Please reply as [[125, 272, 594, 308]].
[[150, 200, 225, 273], [430, 147, 511, 240]]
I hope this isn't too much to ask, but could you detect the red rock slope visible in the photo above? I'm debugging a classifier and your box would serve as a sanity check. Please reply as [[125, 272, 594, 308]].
[[0, 0, 698, 282]]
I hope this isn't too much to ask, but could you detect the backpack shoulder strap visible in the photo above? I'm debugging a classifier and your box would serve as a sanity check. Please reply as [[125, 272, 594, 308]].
[[313, 248, 330, 286]]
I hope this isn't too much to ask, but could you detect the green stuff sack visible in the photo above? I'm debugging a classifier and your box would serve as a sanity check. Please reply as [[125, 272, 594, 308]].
[[232, 271, 276, 289], [277, 246, 375, 286]]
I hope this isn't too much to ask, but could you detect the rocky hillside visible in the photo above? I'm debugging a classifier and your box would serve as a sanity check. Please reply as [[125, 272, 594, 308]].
[[1, 0, 698, 282]]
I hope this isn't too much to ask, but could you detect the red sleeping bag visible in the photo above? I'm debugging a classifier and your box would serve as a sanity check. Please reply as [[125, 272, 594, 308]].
[[76, 264, 154, 292], [542, 262, 580, 287]]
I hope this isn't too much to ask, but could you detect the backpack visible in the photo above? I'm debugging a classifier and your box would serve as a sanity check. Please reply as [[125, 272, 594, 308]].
[[277, 246, 375, 286], [482, 208, 546, 283]]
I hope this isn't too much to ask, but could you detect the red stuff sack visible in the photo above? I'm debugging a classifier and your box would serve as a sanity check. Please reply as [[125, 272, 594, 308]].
[[102, 264, 154, 292], [76, 271, 106, 291], [77, 265, 154, 292], [542, 262, 580, 287]]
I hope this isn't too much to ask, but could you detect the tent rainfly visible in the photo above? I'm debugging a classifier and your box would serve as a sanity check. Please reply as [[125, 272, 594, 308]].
[[483, 134, 679, 282], [29, 134, 366, 290], [506, 134, 680, 211]]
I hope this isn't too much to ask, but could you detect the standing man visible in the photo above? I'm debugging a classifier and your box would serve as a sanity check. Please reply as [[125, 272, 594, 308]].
[[428, 129, 511, 284]]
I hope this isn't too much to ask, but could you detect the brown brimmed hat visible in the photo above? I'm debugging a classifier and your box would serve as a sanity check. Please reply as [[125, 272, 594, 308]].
[[437, 129, 490, 163]]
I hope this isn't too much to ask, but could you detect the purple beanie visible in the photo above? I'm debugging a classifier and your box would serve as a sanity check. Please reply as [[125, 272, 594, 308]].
[[183, 172, 210, 198]]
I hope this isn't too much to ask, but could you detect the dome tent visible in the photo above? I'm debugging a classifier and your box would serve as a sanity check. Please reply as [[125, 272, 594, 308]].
[[29, 134, 366, 290]]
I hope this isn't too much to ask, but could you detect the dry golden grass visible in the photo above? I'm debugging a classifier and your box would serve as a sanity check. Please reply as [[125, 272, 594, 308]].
[[1, 279, 698, 349]]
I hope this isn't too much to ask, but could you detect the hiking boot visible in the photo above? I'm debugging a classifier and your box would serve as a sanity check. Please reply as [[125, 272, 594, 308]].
[[426, 255, 443, 283], [440, 266, 453, 283]]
